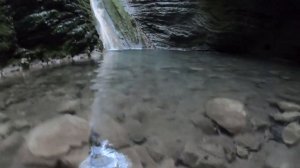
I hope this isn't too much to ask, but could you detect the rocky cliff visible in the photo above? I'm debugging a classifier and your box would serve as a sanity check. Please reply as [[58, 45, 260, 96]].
[[126, 0, 300, 61], [0, 0, 100, 65]]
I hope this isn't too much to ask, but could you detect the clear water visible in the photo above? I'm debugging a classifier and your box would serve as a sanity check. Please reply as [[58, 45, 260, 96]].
[[90, 50, 300, 168], [1, 50, 300, 168], [0, 61, 98, 168]]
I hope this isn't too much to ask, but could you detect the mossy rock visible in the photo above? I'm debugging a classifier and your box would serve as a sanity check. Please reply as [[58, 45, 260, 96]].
[[103, 0, 141, 44]]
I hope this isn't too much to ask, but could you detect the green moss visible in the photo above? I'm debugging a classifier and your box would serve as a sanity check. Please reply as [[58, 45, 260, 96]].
[[103, 0, 141, 44]]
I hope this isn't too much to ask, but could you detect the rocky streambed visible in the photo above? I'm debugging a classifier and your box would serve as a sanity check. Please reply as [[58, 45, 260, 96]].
[[90, 50, 300, 168], [0, 58, 98, 168], [0, 50, 300, 168]]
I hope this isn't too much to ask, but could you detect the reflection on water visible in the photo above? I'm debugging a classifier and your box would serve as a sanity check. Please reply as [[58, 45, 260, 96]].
[[91, 50, 300, 168]]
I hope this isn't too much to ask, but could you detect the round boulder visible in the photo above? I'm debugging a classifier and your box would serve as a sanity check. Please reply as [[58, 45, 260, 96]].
[[205, 98, 247, 135], [26, 115, 89, 157]]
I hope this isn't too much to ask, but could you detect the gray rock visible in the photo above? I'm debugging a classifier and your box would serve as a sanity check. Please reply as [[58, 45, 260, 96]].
[[126, 119, 146, 145], [250, 117, 270, 130], [146, 137, 166, 163], [282, 122, 300, 145], [190, 113, 216, 135], [277, 101, 300, 112], [234, 133, 264, 151], [13, 119, 31, 131], [133, 146, 158, 168], [121, 147, 143, 168], [0, 132, 23, 152], [160, 158, 176, 168], [236, 145, 249, 159], [271, 112, 300, 123], [263, 141, 299, 168], [205, 98, 247, 135], [0, 123, 13, 139], [92, 114, 130, 149], [26, 115, 89, 157], [0, 112, 9, 122], [180, 141, 227, 168], [58, 100, 80, 115]]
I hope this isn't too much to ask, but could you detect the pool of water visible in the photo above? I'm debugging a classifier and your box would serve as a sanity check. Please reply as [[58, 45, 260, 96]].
[[91, 50, 300, 168], [1, 50, 300, 168]]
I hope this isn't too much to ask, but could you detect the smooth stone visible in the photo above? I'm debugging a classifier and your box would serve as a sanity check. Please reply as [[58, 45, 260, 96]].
[[0, 123, 13, 139], [126, 119, 147, 145], [277, 101, 300, 112], [190, 113, 216, 135], [282, 122, 300, 145], [0, 132, 23, 152], [92, 114, 130, 149], [58, 100, 80, 115], [27, 115, 89, 157], [236, 145, 249, 159], [234, 133, 264, 151], [121, 147, 143, 168], [250, 117, 270, 130], [13, 119, 31, 131], [205, 98, 247, 135], [16, 142, 88, 168], [62, 145, 89, 168], [263, 141, 298, 168], [146, 137, 166, 163], [132, 146, 158, 168], [180, 141, 227, 168], [271, 112, 300, 123], [202, 135, 236, 163], [0, 112, 9, 122], [160, 158, 176, 168]]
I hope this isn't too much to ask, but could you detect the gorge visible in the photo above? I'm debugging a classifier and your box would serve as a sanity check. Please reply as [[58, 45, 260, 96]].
[[0, 0, 300, 168]]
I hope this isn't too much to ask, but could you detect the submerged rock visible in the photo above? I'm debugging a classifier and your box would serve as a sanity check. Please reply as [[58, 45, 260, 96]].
[[0, 123, 13, 139], [0, 113, 9, 122], [180, 141, 227, 168], [26, 114, 89, 157], [270, 112, 300, 123], [234, 133, 264, 151], [13, 119, 30, 131], [236, 145, 249, 159], [282, 122, 300, 145], [58, 100, 80, 115], [205, 98, 247, 135], [277, 101, 300, 112], [190, 113, 216, 135], [92, 114, 130, 149]]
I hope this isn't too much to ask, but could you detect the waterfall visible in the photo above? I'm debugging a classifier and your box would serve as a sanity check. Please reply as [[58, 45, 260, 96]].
[[90, 0, 142, 50]]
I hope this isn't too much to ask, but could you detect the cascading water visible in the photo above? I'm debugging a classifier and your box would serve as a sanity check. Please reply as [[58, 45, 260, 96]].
[[90, 0, 143, 50]]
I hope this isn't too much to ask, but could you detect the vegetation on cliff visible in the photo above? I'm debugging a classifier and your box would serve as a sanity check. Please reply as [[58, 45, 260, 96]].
[[0, 0, 101, 66]]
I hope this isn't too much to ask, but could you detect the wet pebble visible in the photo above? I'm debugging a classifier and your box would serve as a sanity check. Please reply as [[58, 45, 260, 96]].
[[13, 119, 31, 131], [0, 113, 9, 122], [277, 101, 300, 112], [282, 122, 300, 145], [270, 112, 300, 123], [236, 145, 249, 159], [0, 123, 13, 139], [179, 141, 227, 168]]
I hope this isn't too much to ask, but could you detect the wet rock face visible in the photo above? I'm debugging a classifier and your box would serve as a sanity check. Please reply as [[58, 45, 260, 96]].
[[2, 0, 99, 63], [127, 0, 300, 61], [0, 0, 16, 63]]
